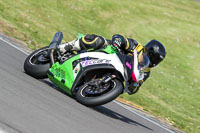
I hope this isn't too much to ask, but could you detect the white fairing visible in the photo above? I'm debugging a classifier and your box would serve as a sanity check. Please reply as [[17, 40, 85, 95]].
[[79, 52, 125, 77]]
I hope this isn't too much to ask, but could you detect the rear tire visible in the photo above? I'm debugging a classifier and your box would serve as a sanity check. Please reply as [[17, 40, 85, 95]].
[[24, 46, 50, 79], [76, 79, 123, 107]]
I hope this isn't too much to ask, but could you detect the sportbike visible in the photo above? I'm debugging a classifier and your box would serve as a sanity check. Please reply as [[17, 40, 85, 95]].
[[24, 31, 148, 106]]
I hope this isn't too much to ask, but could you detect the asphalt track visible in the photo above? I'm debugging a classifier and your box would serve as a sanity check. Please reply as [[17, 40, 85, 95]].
[[0, 38, 174, 133]]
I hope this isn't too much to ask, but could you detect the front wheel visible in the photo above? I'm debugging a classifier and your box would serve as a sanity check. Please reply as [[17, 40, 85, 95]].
[[24, 46, 50, 79], [76, 79, 123, 107]]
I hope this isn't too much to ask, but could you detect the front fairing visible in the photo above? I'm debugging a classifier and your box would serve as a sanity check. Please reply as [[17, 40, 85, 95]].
[[115, 53, 135, 93], [116, 50, 148, 93], [131, 50, 149, 82], [47, 54, 81, 95], [78, 52, 125, 77], [47, 51, 127, 95]]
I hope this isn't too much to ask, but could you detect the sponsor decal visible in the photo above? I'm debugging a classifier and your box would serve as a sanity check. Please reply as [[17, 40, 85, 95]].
[[126, 62, 132, 69], [54, 68, 65, 79], [80, 59, 111, 67], [73, 64, 80, 79], [75, 67, 79, 73]]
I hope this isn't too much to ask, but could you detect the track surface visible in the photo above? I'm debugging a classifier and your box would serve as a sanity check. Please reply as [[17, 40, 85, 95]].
[[0, 39, 172, 133]]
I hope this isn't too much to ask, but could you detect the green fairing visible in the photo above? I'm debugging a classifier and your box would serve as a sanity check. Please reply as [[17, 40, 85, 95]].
[[99, 45, 118, 54], [47, 55, 80, 95], [47, 35, 117, 95]]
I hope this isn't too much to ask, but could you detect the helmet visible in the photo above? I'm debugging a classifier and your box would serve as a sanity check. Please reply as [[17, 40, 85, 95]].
[[144, 40, 166, 68]]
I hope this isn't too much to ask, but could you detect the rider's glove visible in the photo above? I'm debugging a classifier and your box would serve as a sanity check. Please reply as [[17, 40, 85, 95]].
[[111, 34, 126, 51]]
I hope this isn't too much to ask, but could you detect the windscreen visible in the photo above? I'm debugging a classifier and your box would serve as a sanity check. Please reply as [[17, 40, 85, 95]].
[[138, 52, 150, 72]]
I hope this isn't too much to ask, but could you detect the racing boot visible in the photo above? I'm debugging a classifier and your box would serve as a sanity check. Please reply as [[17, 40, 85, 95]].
[[58, 39, 81, 54]]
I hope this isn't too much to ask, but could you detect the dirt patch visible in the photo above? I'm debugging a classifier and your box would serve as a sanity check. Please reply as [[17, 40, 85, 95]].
[[0, 19, 29, 42], [0, 32, 32, 54]]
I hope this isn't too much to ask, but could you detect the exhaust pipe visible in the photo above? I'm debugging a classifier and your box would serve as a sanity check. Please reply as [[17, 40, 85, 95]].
[[48, 31, 64, 66]]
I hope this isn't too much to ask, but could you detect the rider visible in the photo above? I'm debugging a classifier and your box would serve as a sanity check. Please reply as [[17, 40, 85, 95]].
[[57, 34, 167, 94]]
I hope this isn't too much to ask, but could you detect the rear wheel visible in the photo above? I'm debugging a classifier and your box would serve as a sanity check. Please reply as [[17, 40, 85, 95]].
[[76, 78, 123, 107], [24, 46, 50, 79]]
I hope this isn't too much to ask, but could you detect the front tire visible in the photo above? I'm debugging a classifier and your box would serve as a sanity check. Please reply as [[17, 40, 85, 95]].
[[24, 46, 50, 79], [76, 79, 123, 107]]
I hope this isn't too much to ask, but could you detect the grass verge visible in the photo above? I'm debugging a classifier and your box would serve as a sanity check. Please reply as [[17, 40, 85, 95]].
[[0, 0, 200, 132]]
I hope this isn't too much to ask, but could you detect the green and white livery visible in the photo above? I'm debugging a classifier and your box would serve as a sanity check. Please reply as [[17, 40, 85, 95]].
[[24, 31, 144, 106]]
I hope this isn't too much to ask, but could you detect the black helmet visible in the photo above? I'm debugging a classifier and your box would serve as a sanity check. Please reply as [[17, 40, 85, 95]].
[[144, 40, 166, 68]]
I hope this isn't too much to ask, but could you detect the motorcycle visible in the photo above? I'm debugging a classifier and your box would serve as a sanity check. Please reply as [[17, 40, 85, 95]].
[[24, 31, 149, 107]]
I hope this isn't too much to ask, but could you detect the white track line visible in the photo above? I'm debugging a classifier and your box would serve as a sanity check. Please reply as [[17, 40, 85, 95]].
[[0, 37, 175, 133], [0, 129, 6, 133], [0, 37, 29, 55]]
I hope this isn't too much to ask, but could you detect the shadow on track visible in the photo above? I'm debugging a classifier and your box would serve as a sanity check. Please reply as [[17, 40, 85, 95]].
[[40, 79, 153, 131], [92, 105, 153, 131]]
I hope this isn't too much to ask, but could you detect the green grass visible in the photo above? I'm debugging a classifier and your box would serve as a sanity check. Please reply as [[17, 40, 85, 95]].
[[0, 0, 200, 132]]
